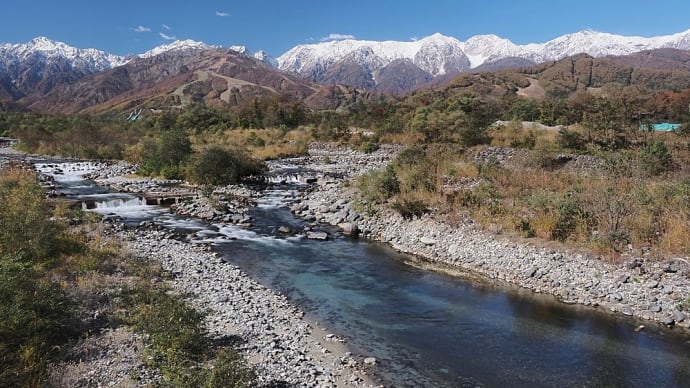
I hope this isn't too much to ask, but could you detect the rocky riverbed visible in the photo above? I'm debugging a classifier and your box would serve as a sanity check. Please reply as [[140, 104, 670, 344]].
[[7, 141, 690, 386], [87, 142, 690, 330], [286, 144, 690, 330], [118, 226, 375, 387]]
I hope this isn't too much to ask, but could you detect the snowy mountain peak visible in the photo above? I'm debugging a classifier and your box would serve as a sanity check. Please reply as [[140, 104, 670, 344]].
[[277, 32, 470, 79], [229, 45, 248, 54], [275, 29, 690, 92], [138, 39, 214, 59], [27, 36, 64, 51], [0, 36, 128, 71], [253, 50, 278, 67]]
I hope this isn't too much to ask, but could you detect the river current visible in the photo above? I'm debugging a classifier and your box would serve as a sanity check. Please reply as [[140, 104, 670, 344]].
[[37, 161, 690, 387]]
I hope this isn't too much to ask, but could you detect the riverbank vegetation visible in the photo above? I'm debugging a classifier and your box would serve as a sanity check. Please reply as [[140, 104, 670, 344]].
[[0, 167, 256, 387], [4, 71, 690, 259]]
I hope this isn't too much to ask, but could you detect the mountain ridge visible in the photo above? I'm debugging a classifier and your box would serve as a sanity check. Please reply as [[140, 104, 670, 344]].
[[277, 29, 690, 92], [3, 28, 690, 107]]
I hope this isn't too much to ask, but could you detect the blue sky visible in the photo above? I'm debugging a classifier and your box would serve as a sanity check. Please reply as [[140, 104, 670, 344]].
[[3, 1, 690, 56]]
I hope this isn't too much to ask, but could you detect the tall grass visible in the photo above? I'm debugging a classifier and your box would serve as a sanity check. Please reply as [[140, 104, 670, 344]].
[[357, 132, 690, 258]]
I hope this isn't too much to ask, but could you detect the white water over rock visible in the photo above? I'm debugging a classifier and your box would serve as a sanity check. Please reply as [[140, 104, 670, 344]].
[[35, 161, 105, 182]]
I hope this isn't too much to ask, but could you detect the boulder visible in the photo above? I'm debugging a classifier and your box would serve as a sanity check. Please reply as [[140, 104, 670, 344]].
[[420, 236, 437, 245], [338, 222, 359, 236], [673, 310, 687, 323]]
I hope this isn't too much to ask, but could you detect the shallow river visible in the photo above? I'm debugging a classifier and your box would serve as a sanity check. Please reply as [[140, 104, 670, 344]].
[[40, 162, 690, 387]]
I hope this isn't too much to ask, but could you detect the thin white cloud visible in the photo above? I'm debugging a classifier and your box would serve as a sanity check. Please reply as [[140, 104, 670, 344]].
[[216, 11, 230, 17], [132, 25, 151, 33], [410, 36, 418, 41], [320, 33, 356, 42], [159, 32, 176, 40], [162, 24, 171, 31]]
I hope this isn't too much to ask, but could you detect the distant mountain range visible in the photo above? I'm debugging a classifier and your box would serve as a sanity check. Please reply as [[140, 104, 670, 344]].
[[277, 29, 690, 93], [2, 29, 690, 113]]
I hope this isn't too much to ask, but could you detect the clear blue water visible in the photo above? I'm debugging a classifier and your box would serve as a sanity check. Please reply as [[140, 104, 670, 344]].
[[214, 205, 690, 387], [48, 168, 690, 387]]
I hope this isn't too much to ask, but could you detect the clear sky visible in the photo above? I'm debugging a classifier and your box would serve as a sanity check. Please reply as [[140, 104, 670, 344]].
[[2, 0, 690, 56]]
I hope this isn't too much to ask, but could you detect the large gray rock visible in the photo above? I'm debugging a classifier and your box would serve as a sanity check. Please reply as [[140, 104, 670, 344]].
[[420, 236, 437, 245], [673, 310, 687, 323], [338, 222, 359, 236]]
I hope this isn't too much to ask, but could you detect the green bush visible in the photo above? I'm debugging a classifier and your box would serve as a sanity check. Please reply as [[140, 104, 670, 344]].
[[357, 165, 400, 205], [359, 140, 379, 154], [392, 198, 427, 220], [637, 139, 673, 177], [122, 285, 257, 387], [552, 197, 587, 241], [557, 128, 586, 150], [206, 348, 257, 388], [187, 145, 266, 186], [140, 129, 192, 178]]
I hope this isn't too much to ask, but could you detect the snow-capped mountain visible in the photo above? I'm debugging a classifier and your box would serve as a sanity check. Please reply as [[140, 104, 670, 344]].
[[137, 39, 214, 59], [3, 28, 690, 101], [0, 36, 128, 71], [277, 29, 690, 92], [228, 45, 278, 66], [0, 36, 129, 97], [253, 50, 278, 67], [278, 33, 470, 80], [0, 37, 244, 99]]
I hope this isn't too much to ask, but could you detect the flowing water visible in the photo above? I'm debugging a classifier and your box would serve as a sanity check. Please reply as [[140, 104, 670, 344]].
[[38, 162, 690, 387]]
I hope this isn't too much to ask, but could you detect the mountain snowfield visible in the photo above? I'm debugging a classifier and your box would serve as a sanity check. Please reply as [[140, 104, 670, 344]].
[[277, 29, 690, 80]]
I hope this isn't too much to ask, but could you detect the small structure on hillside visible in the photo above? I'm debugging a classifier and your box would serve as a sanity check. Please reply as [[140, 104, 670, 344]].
[[639, 122, 682, 132], [126, 108, 143, 121]]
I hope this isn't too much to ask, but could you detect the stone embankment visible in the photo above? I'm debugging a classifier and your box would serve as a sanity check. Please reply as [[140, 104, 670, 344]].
[[290, 144, 690, 330]]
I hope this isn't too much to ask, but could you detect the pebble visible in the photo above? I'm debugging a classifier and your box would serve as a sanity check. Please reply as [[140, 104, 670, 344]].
[[120, 228, 373, 387]]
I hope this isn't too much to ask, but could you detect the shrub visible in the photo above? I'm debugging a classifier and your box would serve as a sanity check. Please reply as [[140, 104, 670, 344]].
[[392, 198, 428, 220], [637, 139, 673, 177], [552, 197, 586, 241], [515, 218, 536, 238], [206, 348, 257, 388], [140, 129, 192, 177], [187, 145, 266, 186], [557, 128, 586, 150], [357, 165, 400, 205], [359, 140, 379, 154], [121, 284, 257, 387]]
